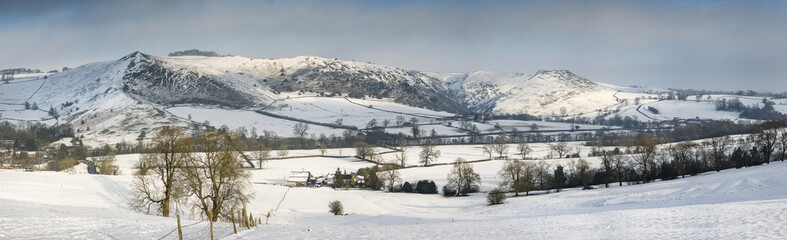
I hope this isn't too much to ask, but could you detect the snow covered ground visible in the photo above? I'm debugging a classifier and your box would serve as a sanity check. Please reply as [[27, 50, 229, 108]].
[[2, 143, 786, 239], [239, 160, 787, 239], [607, 95, 787, 122], [486, 119, 615, 132], [166, 106, 347, 138], [612, 100, 743, 121], [268, 97, 452, 129], [0, 74, 57, 124], [2, 158, 784, 239]]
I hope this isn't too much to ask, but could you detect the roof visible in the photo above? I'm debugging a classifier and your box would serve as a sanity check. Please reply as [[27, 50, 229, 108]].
[[287, 171, 312, 183]]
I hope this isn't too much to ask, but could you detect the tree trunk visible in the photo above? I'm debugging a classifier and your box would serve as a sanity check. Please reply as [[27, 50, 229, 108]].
[[161, 197, 170, 217]]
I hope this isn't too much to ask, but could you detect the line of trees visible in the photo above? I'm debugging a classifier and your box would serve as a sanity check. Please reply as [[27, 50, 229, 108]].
[[715, 98, 787, 120], [333, 123, 787, 201], [0, 121, 74, 151], [490, 125, 787, 199], [89, 112, 777, 161]]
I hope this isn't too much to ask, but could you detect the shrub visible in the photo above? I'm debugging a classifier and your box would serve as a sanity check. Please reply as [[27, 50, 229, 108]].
[[442, 185, 457, 197], [95, 153, 120, 175], [415, 180, 438, 194], [401, 181, 414, 193], [328, 200, 344, 215], [47, 158, 76, 171], [487, 188, 507, 205]]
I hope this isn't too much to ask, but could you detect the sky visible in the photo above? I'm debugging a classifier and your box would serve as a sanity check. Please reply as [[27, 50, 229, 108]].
[[1, 0, 786, 92]]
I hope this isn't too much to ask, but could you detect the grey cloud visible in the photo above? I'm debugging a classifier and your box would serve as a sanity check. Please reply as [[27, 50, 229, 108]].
[[0, 0, 785, 91]]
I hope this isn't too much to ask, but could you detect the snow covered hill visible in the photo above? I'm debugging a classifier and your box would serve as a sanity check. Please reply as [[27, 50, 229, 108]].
[[1, 155, 785, 239], [426, 70, 619, 116], [3, 52, 470, 145], [4, 51, 786, 146]]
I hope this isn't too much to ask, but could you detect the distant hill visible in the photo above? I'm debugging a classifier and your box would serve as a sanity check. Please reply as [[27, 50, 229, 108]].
[[167, 49, 227, 57]]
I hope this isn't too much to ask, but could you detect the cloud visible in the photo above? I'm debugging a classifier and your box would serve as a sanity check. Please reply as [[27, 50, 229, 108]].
[[0, 0, 785, 91]]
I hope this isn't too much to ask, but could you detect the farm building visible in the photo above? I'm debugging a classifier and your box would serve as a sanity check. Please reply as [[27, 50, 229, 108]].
[[287, 170, 313, 186]]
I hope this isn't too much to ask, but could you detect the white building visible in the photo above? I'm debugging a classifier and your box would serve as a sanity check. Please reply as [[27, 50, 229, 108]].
[[287, 171, 313, 186]]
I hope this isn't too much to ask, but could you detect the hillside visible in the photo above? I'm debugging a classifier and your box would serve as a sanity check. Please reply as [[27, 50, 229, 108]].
[[426, 70, 620, 116], [1, 154, 784, 239], [3, 52, 787, 146], [2, 52, 470, 145]]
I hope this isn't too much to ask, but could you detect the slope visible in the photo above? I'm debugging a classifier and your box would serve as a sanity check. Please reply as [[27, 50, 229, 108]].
[[2, 154, 783, 239], [426, 70, 622, 117]]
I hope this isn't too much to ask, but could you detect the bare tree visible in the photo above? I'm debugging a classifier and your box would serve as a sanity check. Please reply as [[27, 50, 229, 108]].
[[395, 137, 407, 167], [277, 144, 289, 158], [319, 143, 327, 156], [516, 141, 532, 160], [599, 151, 615, 188], [613, 152, 628, 186], [757, 128, 778, 164], [498, 159, 535, 196], [182, 130, 252, 222], [251, 142, 271, 169], [492, 137, 509, 159], [446, 158, 481, 196], [419, 142, 440, 166], [354, 141, 375, 161], [130, 126, 193, 217], [482, 143, 494, 160], [633, 133, 658, 183], [366, 119, 378, 129], [395, 115, 405, 126], [779, 129, 787, 161], [379, 163, 401, 192], [549, 142, 569, 158], [370, 154, 384, 165], [292, 123, 309, 145], [668, 141, 697, 178], [706, 135, 732, 172], [534, 160, 552, 190]]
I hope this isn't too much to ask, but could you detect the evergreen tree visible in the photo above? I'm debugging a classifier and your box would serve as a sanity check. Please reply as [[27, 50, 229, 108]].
[[730, 147, 747, 169], [333, 168, 344, 189], [553, 165, 566, 192], [401, 181, 413, 193]]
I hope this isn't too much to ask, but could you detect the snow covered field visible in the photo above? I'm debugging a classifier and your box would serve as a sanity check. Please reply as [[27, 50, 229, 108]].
[[268, 97, 453, 129], [2, 150, 785, 239], [607, 95, 787, 122], [241, 162, 787, 239], [613, 100, 743, 121], [486, 119, 614, 132], [0, 74, 57, 123], [166, 106, 347, 138]]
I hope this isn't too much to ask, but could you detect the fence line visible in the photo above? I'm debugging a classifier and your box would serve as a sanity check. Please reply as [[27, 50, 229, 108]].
[[157, 218, 204, 240]]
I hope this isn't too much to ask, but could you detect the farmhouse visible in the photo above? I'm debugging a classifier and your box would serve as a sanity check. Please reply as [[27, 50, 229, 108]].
[[287, 170, 313, 186], [324, 171, 364, 187]]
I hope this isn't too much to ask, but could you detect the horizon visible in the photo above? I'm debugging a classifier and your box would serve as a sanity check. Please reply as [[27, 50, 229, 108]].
[[5, 49, 784, 94]]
